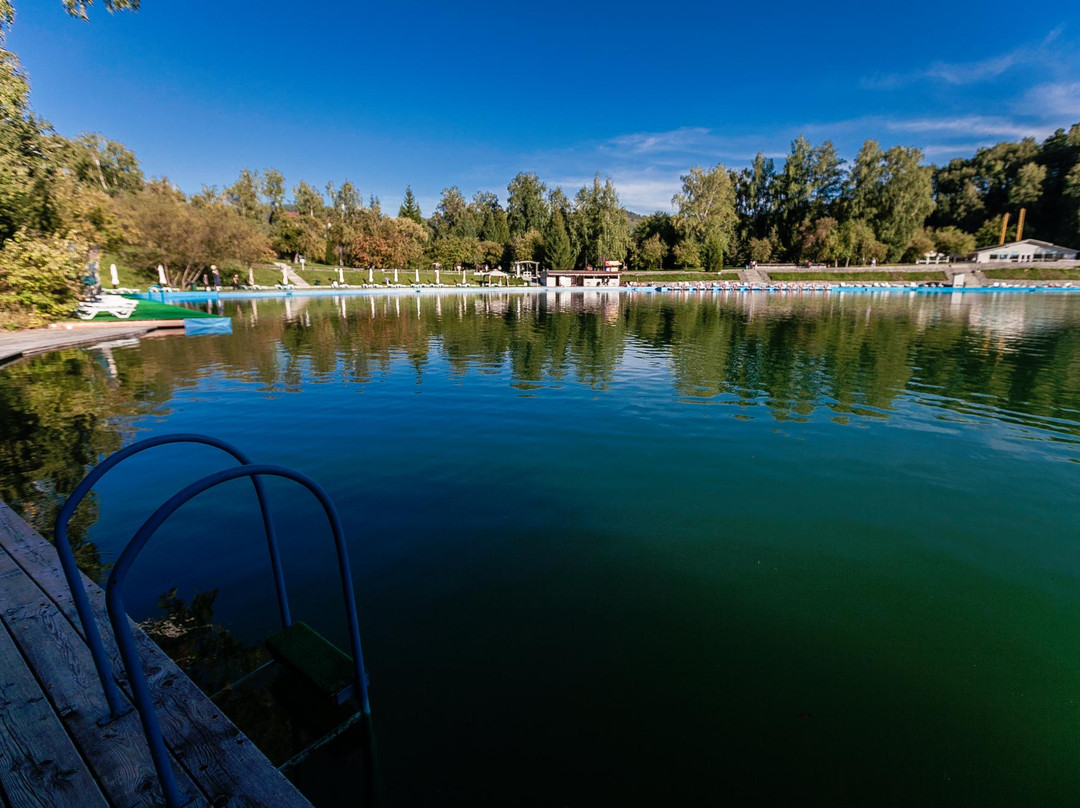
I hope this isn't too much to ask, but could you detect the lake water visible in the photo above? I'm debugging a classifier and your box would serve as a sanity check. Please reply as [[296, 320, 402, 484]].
[[2, 288, 1080, 806]]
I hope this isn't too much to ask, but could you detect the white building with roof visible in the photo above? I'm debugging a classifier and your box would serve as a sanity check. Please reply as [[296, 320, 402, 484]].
[[970, 239, 1077, 263]]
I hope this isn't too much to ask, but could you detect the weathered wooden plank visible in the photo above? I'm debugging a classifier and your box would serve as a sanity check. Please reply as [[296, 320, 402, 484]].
[[0, 547, 209, 808], [0, 501, 314, 808], [0, 617, 110, 808]]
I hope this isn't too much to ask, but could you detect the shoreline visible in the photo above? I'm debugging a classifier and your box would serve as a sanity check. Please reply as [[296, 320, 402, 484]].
[[4, 283, 1078, 366], [146, 282, 1080, 303]]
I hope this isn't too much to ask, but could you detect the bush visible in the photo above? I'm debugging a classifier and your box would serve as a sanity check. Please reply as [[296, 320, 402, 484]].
[[0, 229, 86, 328]]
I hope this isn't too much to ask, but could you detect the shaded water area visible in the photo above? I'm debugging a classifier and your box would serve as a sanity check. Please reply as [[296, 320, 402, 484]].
[[2, 289, 1080, 806]]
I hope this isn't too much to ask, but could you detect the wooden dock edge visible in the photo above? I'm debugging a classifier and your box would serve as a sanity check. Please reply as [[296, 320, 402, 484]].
[[0, 499, 314, 808]]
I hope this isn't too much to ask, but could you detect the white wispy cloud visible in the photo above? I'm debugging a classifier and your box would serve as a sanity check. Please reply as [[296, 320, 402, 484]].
[[1021, 81, 1080, 120], [607, 127, 712, 155], [881, 115, 1052, 140], [609, 172, 684, 212], [919, 142, 1000, 158], [862, 26, 1065, 89], [600, 127, 780, 166]]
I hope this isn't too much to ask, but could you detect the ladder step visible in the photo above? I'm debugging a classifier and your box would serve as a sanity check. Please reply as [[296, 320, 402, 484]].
[[266, 622, 355, 705]]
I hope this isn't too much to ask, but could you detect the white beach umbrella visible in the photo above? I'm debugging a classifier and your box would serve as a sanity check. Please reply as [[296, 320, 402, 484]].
[[157, 264, 167, 285], [394, 268, 399, 283], [368, 268, 374, 283], [248, 266, 255, 286], [435, 268, 440, 285], [415, 268, 420, 283], [338, 267, 345, 284], [109, 263, 119, 286]]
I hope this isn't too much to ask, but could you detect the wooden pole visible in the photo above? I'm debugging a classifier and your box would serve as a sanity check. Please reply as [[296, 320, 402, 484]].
[[999, 212, 1010, 246], [1016, 207, 1026, 242]]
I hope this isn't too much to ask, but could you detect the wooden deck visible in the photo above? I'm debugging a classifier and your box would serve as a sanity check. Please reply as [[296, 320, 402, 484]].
[[0, 499, 315, 808]]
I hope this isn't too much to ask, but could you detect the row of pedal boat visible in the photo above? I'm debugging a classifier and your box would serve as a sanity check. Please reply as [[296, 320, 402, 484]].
[[626, 282, 889, 293]]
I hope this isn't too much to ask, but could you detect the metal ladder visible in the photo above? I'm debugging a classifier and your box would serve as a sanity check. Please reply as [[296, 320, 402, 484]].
[[54, 434, 372, 808]]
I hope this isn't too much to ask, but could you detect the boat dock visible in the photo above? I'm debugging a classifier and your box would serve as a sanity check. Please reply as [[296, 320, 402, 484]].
[[0, 498, 315, 807]]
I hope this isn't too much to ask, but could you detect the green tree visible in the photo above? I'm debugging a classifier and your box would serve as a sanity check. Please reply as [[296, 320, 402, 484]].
[[430, 234, 482, 267], [747, 234, 776, 263], [733, 153, 776, 259], [121, 180, 270, 287], [933, 226, 975, 258], [673, 239, 701, 268], [261, 168, 285, 224], [431, 186, 480, 239], [1009, 162, 1046, 208], [799, 217, 842, 265], [473, 191, 510, 243], [672, 164, 737, 271], [278, 180, 324, 260], [570, 174, 629, 267], [836, 219, 886, 265], [293, 180, 323, 217], [633, 232, 667, 269], [544, 209, 573, 270], [771, 137, 845, 259], [509, 228, 543, 265], [324, 179, 361, 265], [66, 133, 142, 196], [0, 48, 56, 241], [507, 172, 548, 237], [399, 185, 423, 223], [225, 168, 263, 222], [0, 228, 84, 327], [547, 187, 571, 222], [846, 140, 885, 222], [876, 146, 934, 261], [0, 0, 138, 35], [905, 228, 936, 262], [974, 214, 1016, 247], [631, 212, 677, 269]]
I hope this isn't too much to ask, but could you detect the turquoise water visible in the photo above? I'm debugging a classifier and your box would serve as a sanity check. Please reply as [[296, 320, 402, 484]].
[[2, 289, 1080, 805]]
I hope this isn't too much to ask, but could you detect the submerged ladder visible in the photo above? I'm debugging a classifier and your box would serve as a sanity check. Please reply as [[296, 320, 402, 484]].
[[54, 434, 373, 808]]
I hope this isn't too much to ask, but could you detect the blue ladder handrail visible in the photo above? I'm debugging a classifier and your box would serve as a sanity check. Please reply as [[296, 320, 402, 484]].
[[54, 434, 292, 721], [105, 463, 370, 808]]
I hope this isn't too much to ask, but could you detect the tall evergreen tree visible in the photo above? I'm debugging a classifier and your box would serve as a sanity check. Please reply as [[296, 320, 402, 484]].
[[399, 185, 423, 223], [473, 191, 510, 243], [544, 208, 573, 270]]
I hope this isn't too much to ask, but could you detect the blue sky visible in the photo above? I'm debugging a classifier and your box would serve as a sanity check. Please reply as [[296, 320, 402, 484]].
[[12, 0, 1080, 213]]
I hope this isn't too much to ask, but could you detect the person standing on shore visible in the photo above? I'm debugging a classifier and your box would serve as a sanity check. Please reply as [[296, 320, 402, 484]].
[[211, 265, 222, 291]]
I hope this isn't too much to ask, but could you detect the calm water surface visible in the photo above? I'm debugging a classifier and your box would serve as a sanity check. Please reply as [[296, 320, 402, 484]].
[[2, 289, 1080, 806]]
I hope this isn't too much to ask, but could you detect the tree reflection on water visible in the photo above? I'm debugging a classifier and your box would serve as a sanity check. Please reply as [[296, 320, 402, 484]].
[[3, 290, 1080, 576]]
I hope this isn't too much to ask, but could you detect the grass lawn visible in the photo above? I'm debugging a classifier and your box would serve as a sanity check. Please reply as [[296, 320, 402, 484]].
[[292, 267, 532, 286], [981, 267, 1080, 280], [101, 253, 286, 289], [622, 270, 741, 282]]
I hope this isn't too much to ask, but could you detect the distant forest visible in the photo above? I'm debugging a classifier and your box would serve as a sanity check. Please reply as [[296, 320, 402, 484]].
[[3, 22, 1080, 322]]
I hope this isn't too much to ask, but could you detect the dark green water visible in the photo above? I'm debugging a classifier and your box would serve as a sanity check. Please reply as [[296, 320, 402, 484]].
[[2, 289, 1080, 806]]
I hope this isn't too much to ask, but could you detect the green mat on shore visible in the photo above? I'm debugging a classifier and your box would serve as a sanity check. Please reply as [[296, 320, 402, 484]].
[[72, 298, 224, 322]]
